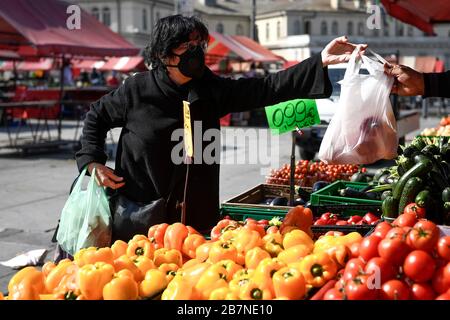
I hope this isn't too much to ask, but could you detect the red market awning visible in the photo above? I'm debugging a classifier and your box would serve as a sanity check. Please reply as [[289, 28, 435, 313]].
[[0, 49, 20, 60], [71, 59, 106, 70], [0, 58, 53, 71], [100, 56, 146, 72], [381, 0, 450, 34], [207, 32, 285, 63], [0, 0, 139, 57]]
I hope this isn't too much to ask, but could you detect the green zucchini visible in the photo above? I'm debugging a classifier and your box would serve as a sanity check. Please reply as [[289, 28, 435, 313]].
[[398, 177, 423, 215], [422, 144, 440, 156], [381, 190, 393, 201], [429, 170, 449, 190], [403, 145, 419, 158], [416, 190, 432, 208], [382, 196, 399, 219], [393, 160, 433, 200], [442, 188, 450, 203], [411, 137, 426, 151]]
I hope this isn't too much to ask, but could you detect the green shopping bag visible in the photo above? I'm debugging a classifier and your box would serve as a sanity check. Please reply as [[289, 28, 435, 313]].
[[56, 168, 112, 255]]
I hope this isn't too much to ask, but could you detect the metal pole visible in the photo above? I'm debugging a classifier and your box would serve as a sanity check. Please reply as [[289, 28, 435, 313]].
[[58, 56, 65, 141], [250, 0, 256, 41], [116, 0, 122, 34], [289, 131, 296, 206]]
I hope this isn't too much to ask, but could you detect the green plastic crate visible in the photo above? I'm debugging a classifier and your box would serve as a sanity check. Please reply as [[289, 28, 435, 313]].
[[310, 181, 382, 217]]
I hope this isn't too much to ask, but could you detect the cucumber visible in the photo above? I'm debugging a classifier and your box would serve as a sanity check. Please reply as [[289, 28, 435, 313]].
[[382, 196, 399, 219], [393, 160, 433, 200], [381, 190, 393, 201], [416, 190, 432, 208], [442, 188, 450, 203], [398, 177, 423, 215]]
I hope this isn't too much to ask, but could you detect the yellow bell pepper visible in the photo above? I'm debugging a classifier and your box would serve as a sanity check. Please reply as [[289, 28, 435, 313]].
[[44, 260, 75, 293], [194, 264, 229, 299], [325, 244, 352, 268], [272, 266, 306, 300], [103, 270, 139, 300], [229, 276, 252, 295], [208, 241, 238, 263], [209, 287, 239, 300], [262, 232, 284, 257], [9, 278, 41, 300], [182, 234, 206, 259], [245, 247, 271, 270], [314, 232, 363, 253], [277, 244, 312, 265], [111, 240, 128, 260], [283, 229, 314, 251], [77, 262, 114, 300], [161, 274, 195, 300], [131, 255, 156, 278], [75, 247, 114, 267], [179, 262, 212, 287], [219, 229, 237, 243], [233, 229, 262, 253], [113, 254, 143, 282], [299, 252, 337, 288], [42, 261, 56, 278], [182, 258, 202, 269], [195, 242, 214, 262], [252, 257, 286, 295], [214, 259, 243, 280], [127, 237, 154, 260], [239, 280, 273, 300], [153, 248, 183, 267], [8, 266, 46, 297], [158, 263, 180, 282], [139, 269, 168, 299]]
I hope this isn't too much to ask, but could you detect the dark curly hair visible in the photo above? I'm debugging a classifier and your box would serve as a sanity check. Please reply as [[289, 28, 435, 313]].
[[145, 15, 209, 69]]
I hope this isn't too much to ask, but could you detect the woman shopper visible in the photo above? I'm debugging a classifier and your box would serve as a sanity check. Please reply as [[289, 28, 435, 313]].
[[75, 14, 366, 240]]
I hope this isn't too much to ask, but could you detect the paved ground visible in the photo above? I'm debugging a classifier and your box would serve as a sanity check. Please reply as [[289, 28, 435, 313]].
[[0, 114, 442, 294]]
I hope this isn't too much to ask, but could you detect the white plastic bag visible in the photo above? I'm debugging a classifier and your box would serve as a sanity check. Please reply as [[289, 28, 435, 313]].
[[319, 48, 398, 164]]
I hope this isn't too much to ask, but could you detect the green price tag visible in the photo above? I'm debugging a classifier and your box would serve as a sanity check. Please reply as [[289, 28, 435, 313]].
[[265, 99, 321, 134]]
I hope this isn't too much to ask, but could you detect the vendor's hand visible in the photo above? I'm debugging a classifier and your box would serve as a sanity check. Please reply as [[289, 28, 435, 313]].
[[88, 162, 125, 189], [383, 63, 425, 96], [321, 36, 367, 67]]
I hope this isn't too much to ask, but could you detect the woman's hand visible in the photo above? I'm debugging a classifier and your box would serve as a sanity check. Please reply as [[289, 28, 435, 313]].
[[321, 36, 367, 67], [383, 63, 425, 96], [88, 162, 125, 189]]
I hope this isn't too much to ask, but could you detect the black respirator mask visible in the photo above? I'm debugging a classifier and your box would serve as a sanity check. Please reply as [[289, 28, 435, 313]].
[[166, 45, 206, 79]]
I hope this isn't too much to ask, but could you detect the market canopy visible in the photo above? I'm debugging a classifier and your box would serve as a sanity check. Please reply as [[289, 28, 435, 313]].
[[0, 58, 54, 71], [100, 56, 146, 72], [0, 0, 139, 57], [381, 0, 450, 34], [207, 32, 285, 63]]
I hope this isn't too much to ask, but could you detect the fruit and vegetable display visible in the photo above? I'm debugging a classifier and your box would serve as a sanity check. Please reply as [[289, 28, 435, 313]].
[[319, 213, 450, 300], [2, 206, 449, 300], [265, 161, 362, 187], [421, 115, 450, 137], [373, 136, 450, 225]]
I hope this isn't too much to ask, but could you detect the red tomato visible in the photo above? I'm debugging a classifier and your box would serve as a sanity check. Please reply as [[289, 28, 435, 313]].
[[347, 215, 363, 225], [410, 283, 436, 300], [350, 242, 360, 258], [359, 235, 383, 263], [380, 280, 410, 300], [365, 257, 397, 285], [323, 288, 345, 300], [385, 227, 409, 240], [393, 213, 417, 228], [378, 238, 411, 266], [403, 250, 436, 283], [403, 203, 426, 219], [257, 219, 269, 226], [414, 220, 438, 233], [343, 258, 366, 281], [344, 275, 379, 300], [437, 236, 450, 261], [432, 266, 450, 294], [336, 220, 348, 226], [373, 221, 392, 239], [363, 212, 379, 225], [435, 291, 450, 300], [408, 223, 440, 252]]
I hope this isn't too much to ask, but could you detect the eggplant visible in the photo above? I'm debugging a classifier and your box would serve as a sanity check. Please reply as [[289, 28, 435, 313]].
[[270, 197, 288, 206], [293, 198, 306, 206], [351, 172, 369, 183], [297, 187, 311, 201], [263, 197, 274, 205], [312, 181, 329, 193]]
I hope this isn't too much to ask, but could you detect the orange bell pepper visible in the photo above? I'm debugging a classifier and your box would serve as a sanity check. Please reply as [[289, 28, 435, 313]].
[[236, 252, 245, 266], [8, 266, 46, 297], [0, 292, 3, 300], [147, 223, 169, 249], [127, 237, 154, 260], [277, 244, 312, 265], [158, 263, 180, 282], [239, 280, 273, 300], [299, 252, 337, 288], [9, 278, 41, 300], [245, 247, 271, 270], [234, 229, 263, 253], [75, 247, 114, 267], [210, 219, 240, 241], [214, 259, 243, 280], [282, 229, 314, 251], [262, 232, 284, 257], [243, 220, 265, 238], [44, 260, 78, 294], [187, 225, 201, 235], [42, 261, 56, 278], [182, 234, 206, 259], [161, 274, 196, 300], [325, 244, 352, 268], [113, 254, 143, 282], [194, 264, 228, 299], [208, 241, 238, 263], [280, 206, 313, 237], [164, 222, 189, 251], [102, 270, 139, 300], [272, 266, 306, 300], [77, 262, 114, 300], [252, 257, 286, 295], [209, 287, 239, 300], [179, 262, 212, 287], [219, 229, 237, 243], [132, 255, 156, 278], [182, 258, 202, 269], [153, 248, 183, 267], [139, 269, 168, 299], [195, 242, 214, 262], [111, 240, 128, 260]]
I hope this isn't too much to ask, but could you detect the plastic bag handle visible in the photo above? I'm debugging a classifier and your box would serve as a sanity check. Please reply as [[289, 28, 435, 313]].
[[71, 167, 87, 194], [343, 46, 363, 81]]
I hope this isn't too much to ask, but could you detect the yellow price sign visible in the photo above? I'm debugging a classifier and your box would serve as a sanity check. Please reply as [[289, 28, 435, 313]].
[[183, 101, 194, 158]]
